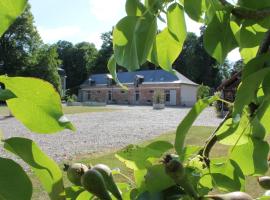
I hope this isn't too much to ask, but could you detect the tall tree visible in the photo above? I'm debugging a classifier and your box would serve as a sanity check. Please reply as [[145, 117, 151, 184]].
[[92, 31, 113, 74], [56, 41, 97, 93], [0, 3, 42, 75], [22, 45, 62, 91], [173, 31, 231, 88]]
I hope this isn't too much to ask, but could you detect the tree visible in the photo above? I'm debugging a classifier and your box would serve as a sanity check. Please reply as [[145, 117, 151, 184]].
[[56, 41, 98, 93], [173, 32, 231, 88], [0, 3, 42, 75], [92, 31, 113, 74], [22, 45, 62, 91]]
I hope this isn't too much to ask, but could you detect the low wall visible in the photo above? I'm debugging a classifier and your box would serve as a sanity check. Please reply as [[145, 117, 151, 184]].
[[66, 101, 106, 107]]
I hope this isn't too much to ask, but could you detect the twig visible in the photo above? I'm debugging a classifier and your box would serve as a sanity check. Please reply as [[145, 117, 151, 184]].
[[217, 0, 270, 20], [257, 30, 270, 56], [201, 112, 231, 167]]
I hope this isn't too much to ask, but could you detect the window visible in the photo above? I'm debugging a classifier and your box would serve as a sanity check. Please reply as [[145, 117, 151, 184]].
[[97, 90, 101, 93], [165, 90, 170, 102], [121, 90, 126, 94], [149, 90, 154, 93], [87, 91, 91, 100], [108, 91, 112, 101], [135, 91, 140, 101]]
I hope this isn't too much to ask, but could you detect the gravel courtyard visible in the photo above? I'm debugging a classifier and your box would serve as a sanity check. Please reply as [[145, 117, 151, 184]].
[[0, 105, 222, 163]]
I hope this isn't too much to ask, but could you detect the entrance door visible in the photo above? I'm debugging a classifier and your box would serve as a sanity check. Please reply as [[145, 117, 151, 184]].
[[169, 90, 177, 105], [134, 91, 140, 104]]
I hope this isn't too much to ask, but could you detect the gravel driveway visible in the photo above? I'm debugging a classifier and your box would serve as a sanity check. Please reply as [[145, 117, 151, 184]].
[[0, 105, 222, 163]]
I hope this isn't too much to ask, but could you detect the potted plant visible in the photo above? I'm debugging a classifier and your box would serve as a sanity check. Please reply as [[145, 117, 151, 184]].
[[153, 90, 165, 109]]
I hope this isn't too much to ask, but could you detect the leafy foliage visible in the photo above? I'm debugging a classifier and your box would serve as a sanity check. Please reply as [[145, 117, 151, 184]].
[[2, 0, 270, 199], [0, 76, 75, 133], [4, 137, 65, 200]]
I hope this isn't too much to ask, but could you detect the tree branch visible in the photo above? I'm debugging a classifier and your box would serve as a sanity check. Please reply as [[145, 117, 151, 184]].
[[217, 0, 270, 20], [257, 30, 270, 55], [201, 112, 231, 167]]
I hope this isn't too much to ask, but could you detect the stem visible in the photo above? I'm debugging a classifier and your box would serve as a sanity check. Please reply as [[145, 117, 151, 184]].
[[117, 172, 136, 187], [201, 111, 231, 167], [217, 0, 270, 20], [257, 30, 270, 56]]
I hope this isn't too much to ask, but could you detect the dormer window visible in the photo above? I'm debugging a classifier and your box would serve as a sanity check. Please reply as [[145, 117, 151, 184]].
[[134, 75, 144, 87], [88, 78, 95, 85], [107, 74, 115, 86]]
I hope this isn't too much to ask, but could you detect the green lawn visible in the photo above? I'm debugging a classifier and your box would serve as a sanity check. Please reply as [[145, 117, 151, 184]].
[[31, 126, 268, 199], [0, 105, 116, 116]]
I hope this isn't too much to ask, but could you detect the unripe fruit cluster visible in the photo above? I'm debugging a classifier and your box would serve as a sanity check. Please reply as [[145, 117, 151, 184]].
[[65, 163, 122, 200]]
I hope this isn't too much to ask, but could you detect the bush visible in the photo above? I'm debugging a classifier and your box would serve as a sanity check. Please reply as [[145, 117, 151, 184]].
[[153, 90, 164, 104], [67, 94, 77, 103], [197, 84, 211, 99]]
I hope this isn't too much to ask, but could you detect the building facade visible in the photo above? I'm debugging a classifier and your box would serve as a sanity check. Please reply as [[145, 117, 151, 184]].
[[79, 70, 198, 106]]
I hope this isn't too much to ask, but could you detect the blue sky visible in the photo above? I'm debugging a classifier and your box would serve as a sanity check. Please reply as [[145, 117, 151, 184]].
[[28, 0, 240, 61]]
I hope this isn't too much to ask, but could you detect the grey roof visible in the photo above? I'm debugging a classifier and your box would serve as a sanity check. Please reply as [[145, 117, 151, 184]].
[[82, 70, 198, 86]]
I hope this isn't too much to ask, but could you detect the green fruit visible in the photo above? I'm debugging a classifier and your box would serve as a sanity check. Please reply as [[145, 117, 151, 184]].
[[163, 154, 198, 199], [81, 169, 112, 200], [258, 176, 270, 190], [93, 164, 122, 200], [66, 163, 88, 186], [205, 192, 253, 200]]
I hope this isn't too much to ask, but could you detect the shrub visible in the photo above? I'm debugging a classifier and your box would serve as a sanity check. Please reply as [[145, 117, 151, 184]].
[[153, 90, 164, 104], [197, 84, 211, 99]]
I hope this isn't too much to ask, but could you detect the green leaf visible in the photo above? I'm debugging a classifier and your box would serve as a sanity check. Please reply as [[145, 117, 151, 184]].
[[0, 0, 27, 37], [137, 191, 163, 200], [180, 145, 202, 162], [203, 11, 237, 63], [125, 0, 145, 16], [210, 158, 245, 192], [148, 29, 182, 72], [230, 138, 269, 175], [0, 76, 75, 133], [204, 0, 225, 24], [184, 0, 206, 22], [4, 137, 65, 200], [113, 15, 157, 71], [0, 89, 16, 101], [0, 157, 32, 200], [144, 164, 175, 192], [107, 55, 128, 90], [216, 117, 250, 146], [75, 191, 93, 200], [115, 141, 172, 170], [145, 0, 163, 14], [240, 47, 259, 63], [175, 96, 219, 155], [134, 169, 147, 190], [167, 3, 187, 43], [230, 19, 268, 63], [65, 186, 84, 200], [147, 3, 186, 71], [233, 55, 270, 117]]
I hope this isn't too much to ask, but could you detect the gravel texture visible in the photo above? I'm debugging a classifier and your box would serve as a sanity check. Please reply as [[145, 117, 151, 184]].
[[0, 105, 222, 163]]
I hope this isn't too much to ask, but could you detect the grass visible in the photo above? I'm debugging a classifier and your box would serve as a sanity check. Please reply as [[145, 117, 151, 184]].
[[31, 126, 268, 199], [0, 105, 116, 116]]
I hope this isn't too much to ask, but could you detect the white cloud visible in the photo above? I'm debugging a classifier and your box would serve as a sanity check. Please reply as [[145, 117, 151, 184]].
[[38, 26, 81, 43], [84, 32, 103, 49], [89, 0, 126, 23]]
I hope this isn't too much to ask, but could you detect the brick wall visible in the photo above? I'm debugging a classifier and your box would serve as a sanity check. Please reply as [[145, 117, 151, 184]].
[[80, 83, 182, 105]]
